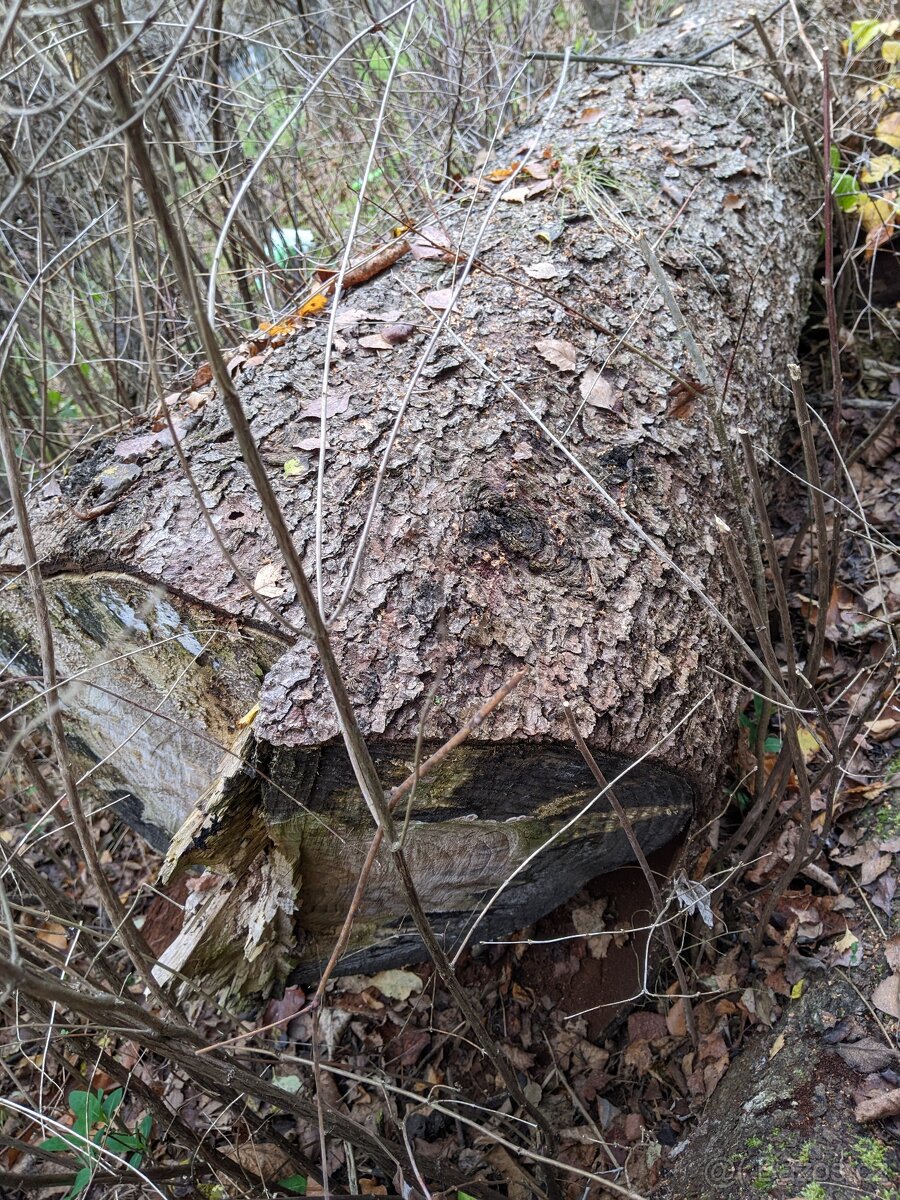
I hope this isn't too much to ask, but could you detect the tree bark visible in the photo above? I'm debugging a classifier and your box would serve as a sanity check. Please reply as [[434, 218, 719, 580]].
[[0, 0, 830, 996]]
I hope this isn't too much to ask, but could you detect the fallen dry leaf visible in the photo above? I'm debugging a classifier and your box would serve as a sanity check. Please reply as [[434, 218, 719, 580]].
[[524, 261, 559, 280], [580, 367, 616, 408], [262, 985, 307, 1028], [666, 376, 706, 420], [410, 226, 453, 260], [501, 185, 531, 204], [115, 428, 176, 462], [524, 178, 554, 198], [359, 333, 394, 351], [833, 1037, 898, 1073], [334, 306, 368, 330], [861, 153, 900, 184], [875, 111, 900, 149], [300, 388, 350, 420], [628, 1011, 668, 1043], [184, 389, 210, 412], [36, 921, 68, 951], [487, 162, 519, 181], [253, 563, 285, 599], [861, 852, 893, 885], [872, 972, 900, 1019], [225, 1142, 294, 1180], [535, 337, 578, 372], [423, 287, 454, 310], [666, 998, 688, 1037], [366, 968, 423, 1001], [670, 97, 698, 118]]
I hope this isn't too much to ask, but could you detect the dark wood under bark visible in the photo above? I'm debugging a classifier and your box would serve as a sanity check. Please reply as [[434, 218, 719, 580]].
[[0, 0, 829, 995]]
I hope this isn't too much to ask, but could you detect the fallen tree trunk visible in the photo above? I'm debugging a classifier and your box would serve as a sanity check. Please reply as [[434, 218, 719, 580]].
[[0, 0, 827, 997]]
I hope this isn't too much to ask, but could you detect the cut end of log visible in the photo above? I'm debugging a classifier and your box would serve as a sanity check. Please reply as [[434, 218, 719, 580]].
[[154, 730, 693, 999]]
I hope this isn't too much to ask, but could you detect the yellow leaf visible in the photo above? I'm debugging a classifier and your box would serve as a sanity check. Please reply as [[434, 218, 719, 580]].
[[297, 293, 328, 318], [884, 40, 900, 63], [844, 18, 899, 55], [769, 1032, 786, 1058], [860, 153, 900, 184], [857, 195, 897, 232], [875, 111, 900, 148], [265, 321, 296, 338], [833, 927, 859, 957], [790, 979, 806, 1000], [237, 703, 259, 728], [796, 727, 822, 762]]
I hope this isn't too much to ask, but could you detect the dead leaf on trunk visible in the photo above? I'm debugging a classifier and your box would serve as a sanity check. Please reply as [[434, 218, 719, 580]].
[[524, 261, 559, 279], [422, 286, 454, 310], [580, 367, 617, 409], [502, 185, 531, 204], [359, 334, 394, 351], [410, 226, 453, 260], [535, 337, 578, 372], [300, 387, 351, 420], [253, 563, 285, 598]]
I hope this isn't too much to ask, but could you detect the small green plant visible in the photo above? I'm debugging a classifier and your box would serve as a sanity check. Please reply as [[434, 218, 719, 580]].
[[875, 800, 900, 838], [830, 145, 864, 212], [747, 1135, 763, 1149], [798, 1141, 813, 1164], [855, 1136, 889, 1175], [800, 1184, 826, 1200], [279, 1175, 308, 1194], [39, 1088, 151, 1199], [739, 695, 782, 754]]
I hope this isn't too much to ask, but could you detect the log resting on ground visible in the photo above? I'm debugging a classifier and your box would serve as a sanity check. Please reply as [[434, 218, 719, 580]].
[[0, 0, 826, 996]]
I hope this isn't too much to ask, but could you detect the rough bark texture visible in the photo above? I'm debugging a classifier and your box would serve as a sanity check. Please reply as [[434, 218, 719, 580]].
[[0, 0, 829, 994]]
